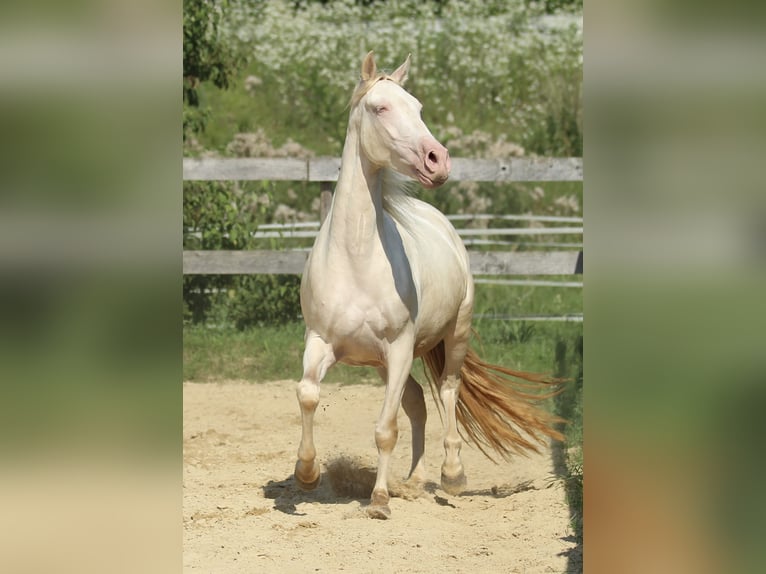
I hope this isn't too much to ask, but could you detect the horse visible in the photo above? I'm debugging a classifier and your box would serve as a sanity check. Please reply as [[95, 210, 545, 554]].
[[295, 51, 562, 519]]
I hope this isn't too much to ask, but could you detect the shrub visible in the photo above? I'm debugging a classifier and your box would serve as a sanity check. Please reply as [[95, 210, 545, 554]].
[[183, 180, 303, 328]]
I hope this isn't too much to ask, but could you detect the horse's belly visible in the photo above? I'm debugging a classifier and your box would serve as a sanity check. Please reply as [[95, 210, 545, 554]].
[[412, 290, 465, 355]]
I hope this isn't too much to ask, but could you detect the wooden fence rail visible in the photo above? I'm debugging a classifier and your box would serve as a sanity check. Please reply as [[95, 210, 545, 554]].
[[182, 156, 583, 182], [183, 156, 583, 277], [183, 249, 583, 276]]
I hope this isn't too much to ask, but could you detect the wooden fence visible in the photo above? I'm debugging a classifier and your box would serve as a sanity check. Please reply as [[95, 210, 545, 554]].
[[182, 156, 583, 277], [183, 156, 582, 183]]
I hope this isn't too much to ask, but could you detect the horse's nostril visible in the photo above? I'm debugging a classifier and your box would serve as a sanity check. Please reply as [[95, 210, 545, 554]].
[[427, 151, 438, 164]]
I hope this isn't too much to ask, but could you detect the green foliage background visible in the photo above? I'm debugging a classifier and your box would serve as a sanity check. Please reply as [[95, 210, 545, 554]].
[[183, 0, 582, 328]]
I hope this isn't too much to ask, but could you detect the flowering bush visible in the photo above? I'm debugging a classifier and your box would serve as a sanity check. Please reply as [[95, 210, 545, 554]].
[[205, 0, 582, 157]]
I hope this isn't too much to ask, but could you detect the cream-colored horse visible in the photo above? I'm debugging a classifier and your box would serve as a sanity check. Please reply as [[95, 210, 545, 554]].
[[296, 52, 561, 519]]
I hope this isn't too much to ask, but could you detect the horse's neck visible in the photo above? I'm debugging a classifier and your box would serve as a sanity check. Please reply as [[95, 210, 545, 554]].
[[325, 128, 385, 253]]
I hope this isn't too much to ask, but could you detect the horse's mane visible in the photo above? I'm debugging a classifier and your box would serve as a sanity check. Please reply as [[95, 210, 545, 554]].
[[380, 168, 422, 237], [380, 167, 467, 283]]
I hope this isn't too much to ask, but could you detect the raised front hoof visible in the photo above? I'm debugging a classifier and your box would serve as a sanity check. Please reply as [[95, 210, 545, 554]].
[[366, 490, 391, 520], [440, 471, 467, 496], [294, 461, 321, 491]]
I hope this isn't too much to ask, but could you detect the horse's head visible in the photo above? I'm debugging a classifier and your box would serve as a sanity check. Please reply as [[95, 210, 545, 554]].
[[352, 51, 451, 189]]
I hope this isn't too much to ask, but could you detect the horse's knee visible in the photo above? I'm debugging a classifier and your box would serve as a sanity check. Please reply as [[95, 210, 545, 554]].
[[374, 423, 398, 452], [296, 379, 319, 410]]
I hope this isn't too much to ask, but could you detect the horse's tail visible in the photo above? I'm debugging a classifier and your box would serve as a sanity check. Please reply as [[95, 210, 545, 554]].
[[422, 341, 565, 462]]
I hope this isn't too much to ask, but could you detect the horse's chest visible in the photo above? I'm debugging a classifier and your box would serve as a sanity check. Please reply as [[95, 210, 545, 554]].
[[302, 256, 414, 360], [315, 275, 411, 332]]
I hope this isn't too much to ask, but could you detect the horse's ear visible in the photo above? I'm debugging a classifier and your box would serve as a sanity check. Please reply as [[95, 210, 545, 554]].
[[361, 51, 377, 81], [390, 54, 411, 86]]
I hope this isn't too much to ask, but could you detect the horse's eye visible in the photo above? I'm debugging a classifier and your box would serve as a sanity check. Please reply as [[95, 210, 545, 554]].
[[375, 105, 388, 115]]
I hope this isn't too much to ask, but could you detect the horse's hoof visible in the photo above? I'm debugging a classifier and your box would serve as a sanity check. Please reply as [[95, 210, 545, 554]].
[[295, 461, 321, 490], [440, 471, 466, 495], [367, 489, 391, 519], [296, 473, 321, 491], [367, 503, 391, 520]]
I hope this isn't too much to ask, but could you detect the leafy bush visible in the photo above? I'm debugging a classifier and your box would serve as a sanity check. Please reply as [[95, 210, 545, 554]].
[[183, 180, 303, 327], [227, 275, 303, 329]]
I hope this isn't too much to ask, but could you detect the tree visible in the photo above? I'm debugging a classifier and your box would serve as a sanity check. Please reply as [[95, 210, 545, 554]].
[[183, 0, 245, 139]]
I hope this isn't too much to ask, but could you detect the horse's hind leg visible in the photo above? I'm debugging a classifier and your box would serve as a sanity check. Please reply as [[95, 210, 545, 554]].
[[439, 309, 472, 495], [438, 354, 468, 495], [294, 331, 335, 490], [401, 375, 427, 484], [378, 369, 427, 485]]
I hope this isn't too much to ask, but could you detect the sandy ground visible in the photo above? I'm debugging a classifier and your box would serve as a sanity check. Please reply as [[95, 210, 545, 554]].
[[183, 380, 580, 573]]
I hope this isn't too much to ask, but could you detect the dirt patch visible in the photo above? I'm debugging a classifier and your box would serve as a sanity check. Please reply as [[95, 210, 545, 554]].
[[183, 380, 579, 573]]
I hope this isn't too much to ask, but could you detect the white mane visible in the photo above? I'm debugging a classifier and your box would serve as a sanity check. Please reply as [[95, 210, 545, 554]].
[[380, 167, 419, 231]]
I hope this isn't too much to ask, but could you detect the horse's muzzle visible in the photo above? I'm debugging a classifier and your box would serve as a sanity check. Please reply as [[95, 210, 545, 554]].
[[421, 138, 451, 186]]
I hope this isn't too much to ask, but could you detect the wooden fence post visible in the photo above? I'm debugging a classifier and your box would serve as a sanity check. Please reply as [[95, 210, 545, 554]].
[[319, 182, 333, 224]]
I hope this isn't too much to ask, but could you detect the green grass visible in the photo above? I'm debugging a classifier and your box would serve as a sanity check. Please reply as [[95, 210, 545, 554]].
[[183, 322, 381, 385], [182, 316, 581, 383], [183, 281, 582, 381]]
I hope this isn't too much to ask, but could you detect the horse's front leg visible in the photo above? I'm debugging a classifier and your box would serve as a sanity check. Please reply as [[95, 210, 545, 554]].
[[368, 341, 414, 519], [294, 331, 335, 490]]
